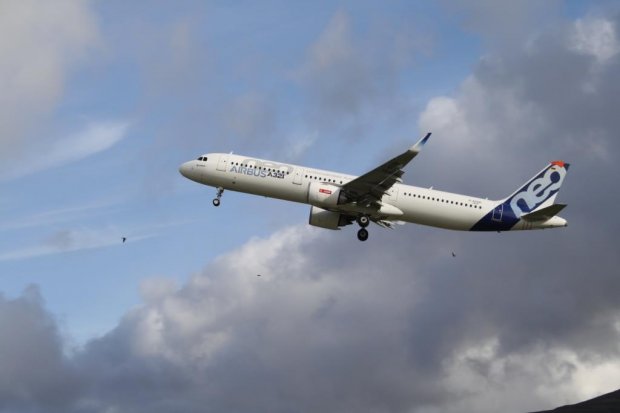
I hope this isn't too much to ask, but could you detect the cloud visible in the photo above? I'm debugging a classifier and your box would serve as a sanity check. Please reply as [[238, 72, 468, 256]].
[[2, 5, 620, 413], [48, 121, 130, 167], [0, 201, 121, 231], [220, 93, 278, 149], [0, 286, 81, 412], [0, 217, 191, 262], [296, 10, 426, 136], [0, 0, 100, 161], [440, 0, 562, 48], [569, 16, 619, 63], [0, 225, 151, 262], [2, 203, 620, 413], [419, 12, 620, 195], [0, 216, 615, 412], [0, 120, 130, 181], [284, 130, 318, 160]]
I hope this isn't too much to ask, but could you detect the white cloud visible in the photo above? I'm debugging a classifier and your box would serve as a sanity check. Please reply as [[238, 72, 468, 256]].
[[435, 342, 620, 413], [570, 17, 619, 64], [285, 131, 318, 160], [0, 225, 150, 262], [0, 218, 191, 262], [0, 0, 100, 159], [50, 121, 130, 165], [418, 76, 545, 171], [0, 200, 121, 231], [0, 120, 130, 181]]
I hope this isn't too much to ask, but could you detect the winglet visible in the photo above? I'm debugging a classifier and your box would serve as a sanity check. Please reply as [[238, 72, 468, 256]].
[[410, 132, 432, 152]]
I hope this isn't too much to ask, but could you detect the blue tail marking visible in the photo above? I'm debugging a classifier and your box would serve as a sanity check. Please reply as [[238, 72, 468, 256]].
[[471, 161, 569, 231]]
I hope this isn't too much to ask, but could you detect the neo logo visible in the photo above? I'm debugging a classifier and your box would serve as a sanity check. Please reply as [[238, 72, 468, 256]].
[[510, 166, 566, 217]]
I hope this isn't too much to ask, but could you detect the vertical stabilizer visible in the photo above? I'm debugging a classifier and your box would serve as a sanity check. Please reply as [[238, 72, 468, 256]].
[[504, 161, 569, 217], [471, 161, 569, 231]]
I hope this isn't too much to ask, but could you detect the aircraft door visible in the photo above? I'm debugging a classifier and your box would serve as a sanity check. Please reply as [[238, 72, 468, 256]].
[[387, 186, 399, 202], [293, 169, 302, 185], [217, 155, 228, 172], [492, 204, 503, 222]]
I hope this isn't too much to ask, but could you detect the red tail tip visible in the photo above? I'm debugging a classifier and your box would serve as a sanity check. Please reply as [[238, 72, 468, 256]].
[[551, 160, 566, 167]]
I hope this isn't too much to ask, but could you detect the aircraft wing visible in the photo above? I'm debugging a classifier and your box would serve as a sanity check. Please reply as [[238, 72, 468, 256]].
[[341, 133, 431, 207]]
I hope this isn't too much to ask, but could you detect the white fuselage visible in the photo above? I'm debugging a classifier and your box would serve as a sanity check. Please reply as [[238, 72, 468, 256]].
[[180, 153, 567, 232]]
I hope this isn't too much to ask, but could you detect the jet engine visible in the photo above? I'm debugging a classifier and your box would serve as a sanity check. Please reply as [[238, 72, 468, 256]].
[[307, 182, 348, 207], [308, 206, 351, 230]]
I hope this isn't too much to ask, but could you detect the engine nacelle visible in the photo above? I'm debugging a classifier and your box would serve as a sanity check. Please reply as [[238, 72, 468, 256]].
[[308, 206, 350, 230], [307, 182, 348, 208]]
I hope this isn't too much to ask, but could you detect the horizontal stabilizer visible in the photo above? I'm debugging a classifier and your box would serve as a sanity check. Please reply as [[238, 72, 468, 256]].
[[521, 204, 566, 222]]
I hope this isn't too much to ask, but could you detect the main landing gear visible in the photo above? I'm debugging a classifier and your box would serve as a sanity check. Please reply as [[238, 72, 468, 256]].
[[213, 187, 224, 207], [356, 215, 370, 241]]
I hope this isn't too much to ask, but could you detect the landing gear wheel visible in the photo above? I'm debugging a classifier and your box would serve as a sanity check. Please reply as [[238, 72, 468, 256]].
[[213, 187, 224, 207], [357, 215, 370, 228], [357, 228, 369, 241]]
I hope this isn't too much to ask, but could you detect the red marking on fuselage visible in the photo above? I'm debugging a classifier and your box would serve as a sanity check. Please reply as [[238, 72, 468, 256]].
[[319, 188, 332, 195]]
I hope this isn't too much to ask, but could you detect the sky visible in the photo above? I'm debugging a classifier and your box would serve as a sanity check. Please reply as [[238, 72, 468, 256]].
[[0, 0, 619, 412]]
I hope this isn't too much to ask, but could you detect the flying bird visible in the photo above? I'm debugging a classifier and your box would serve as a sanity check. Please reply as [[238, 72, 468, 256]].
[[451, 252, 456, 257], [122, 237, 127, 243]]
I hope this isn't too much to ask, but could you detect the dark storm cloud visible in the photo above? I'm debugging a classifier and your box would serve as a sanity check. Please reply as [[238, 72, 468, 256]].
[[414, 8, 620, 410], [0, 287, 81, 413], [66, 228, 464, 413]]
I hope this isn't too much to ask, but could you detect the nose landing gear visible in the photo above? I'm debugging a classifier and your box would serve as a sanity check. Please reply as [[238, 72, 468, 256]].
[[356, 215, 370, 241], [213, 187, 224, 207]]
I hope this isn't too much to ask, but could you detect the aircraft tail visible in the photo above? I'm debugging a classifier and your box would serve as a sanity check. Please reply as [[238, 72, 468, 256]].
[[502, 161, 570, 218], [471, 161, 569, 231]]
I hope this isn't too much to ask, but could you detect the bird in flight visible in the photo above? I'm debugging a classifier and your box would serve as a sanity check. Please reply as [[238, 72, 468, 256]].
[[122, 237, 127, 243]]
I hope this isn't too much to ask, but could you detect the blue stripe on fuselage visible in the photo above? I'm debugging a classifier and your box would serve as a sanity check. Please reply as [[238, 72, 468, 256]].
[[470, 205, 520, 231]]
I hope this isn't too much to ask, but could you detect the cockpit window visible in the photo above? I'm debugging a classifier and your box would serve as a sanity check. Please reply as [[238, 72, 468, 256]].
[[196, 156, 208, 161]]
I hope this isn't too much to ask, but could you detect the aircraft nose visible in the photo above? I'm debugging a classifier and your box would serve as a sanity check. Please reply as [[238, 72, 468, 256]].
[[179, 161, 193, 178]]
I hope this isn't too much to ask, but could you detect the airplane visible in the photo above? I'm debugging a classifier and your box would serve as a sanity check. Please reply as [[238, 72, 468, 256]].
[[179, 133, 569, 241]]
